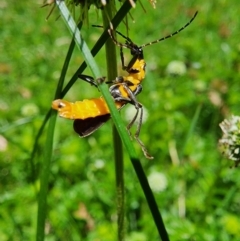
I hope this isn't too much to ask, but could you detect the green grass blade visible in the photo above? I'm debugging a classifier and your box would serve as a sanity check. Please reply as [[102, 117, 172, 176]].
[[131, 158, 169, 240], [180, 103, 202, 159], [0, 117, 34, 133], [36, 113, 57, 241]]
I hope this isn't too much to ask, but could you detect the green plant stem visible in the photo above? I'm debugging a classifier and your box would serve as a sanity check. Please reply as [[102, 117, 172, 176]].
[[180, 103, 202, 160], [36, 113, 56, 241], [102, 3, 125, 240]]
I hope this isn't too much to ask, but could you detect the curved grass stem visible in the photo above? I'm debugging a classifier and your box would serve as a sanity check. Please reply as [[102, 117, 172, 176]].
[[102, 4, 125, 240]]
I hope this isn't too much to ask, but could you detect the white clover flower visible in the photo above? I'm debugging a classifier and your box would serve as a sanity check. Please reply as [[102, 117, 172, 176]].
[[166, 60, 187, 76], [21, 103, 39, 116], [94, 159, 105, 169], [123, 105, 149, 125], [0, 135, 8, 152], [147, 171, 168, 193], [219, 115, 240, 167]]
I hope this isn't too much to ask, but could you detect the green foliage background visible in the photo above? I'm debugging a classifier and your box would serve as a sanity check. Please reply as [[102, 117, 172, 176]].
[[1, 0, 240, 240]]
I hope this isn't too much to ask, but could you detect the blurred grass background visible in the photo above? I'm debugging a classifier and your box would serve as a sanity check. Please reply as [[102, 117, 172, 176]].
[[1, 0, 240, 240]]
